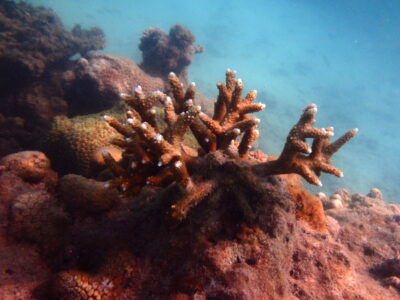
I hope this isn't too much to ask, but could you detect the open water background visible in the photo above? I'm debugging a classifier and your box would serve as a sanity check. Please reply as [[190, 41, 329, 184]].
[[28, 0, 400, 202]]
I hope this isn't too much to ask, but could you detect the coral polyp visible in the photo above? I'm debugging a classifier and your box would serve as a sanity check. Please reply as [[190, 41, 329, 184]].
[[103, 70, 356, 219]]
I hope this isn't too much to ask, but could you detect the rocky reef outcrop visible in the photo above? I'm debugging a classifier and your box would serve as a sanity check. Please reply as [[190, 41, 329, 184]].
[[62, 53, 165, 115], [0, 0, 105, 117], [0, 0, 105, 157]]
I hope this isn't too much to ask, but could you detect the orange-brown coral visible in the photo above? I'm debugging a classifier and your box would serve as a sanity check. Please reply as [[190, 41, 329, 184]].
[[283, 173, 327, 232], [50, 270, 119, 300], [103, 70, 356, 219], [253, 104, 357, 186]]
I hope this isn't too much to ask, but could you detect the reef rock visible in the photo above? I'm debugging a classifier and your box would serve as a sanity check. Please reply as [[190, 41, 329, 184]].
[[0, 0, 106, 157], [63, 53, 165, 115], [0, 151, 57, 187], [0, 0, 104, 89], [0, 152, 60, 299]]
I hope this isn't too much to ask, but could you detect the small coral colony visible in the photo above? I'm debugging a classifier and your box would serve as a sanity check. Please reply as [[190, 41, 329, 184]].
[[102, 69, 357, 219]]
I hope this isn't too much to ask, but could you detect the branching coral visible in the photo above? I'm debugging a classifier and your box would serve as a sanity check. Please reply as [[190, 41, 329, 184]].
[[103, 85, 201, 196], [103, 70, 356, 219], [253, 105, 358, 186]]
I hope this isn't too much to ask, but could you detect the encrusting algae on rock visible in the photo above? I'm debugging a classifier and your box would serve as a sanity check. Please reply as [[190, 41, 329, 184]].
[[102, 69, 357, 220]]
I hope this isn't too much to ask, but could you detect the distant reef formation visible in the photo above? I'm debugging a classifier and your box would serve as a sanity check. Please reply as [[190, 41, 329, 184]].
[[139, 24, 204, 84]]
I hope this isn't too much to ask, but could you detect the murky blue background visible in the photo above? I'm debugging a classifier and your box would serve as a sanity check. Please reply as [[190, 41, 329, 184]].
[[28, 0, 400, 202]]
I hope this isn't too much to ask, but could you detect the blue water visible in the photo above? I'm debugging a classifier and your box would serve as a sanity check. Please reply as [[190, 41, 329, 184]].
[[28, 0, 400, 202]]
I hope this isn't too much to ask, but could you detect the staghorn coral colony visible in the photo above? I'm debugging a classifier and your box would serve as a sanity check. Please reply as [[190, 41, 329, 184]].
[[102, 69, 356, 219]]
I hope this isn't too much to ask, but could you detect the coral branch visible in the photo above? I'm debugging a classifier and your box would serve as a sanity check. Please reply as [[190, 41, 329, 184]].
[[253, 104, 357, 186], [103, 70, 356, 218], [197, 69, 265, 156]]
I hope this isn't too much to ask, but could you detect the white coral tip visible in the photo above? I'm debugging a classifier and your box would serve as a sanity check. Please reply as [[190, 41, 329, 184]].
[[165, 97, 172, 105], [186, 99, 193, 105], [190, 82, 196, 87], [204, 137, 210, 143], [339, 171, 344, 178], [196, 105, 202, 111], [254, 129, 260, 136], [131, 162, 137, 169], [169, 72, 176, 77], [157, 161, 163, 167], [104, 183, 110, 189], [233, 128, 241, 135], [311, 105, 318, 113], [174, 160, 182, 168], [140, 123, 147, 129], [103, 115, 111, 121], [150, 108, 156, 115], [153, 134, 163, 143], [354, 128, 359, 133], [127, 118, 135, 124], [254, 118, 260, 124], [316, 179, 323, 187], [260, 103, 266, 109], [134, 85, 142, 93]]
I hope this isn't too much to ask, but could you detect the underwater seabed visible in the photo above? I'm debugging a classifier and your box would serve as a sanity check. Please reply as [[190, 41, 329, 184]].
[[27, 0, 400, 202], [1, 0, 400, 299]]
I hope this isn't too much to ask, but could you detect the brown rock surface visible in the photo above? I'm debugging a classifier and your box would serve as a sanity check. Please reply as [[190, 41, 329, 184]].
[[63, 53, 165, 115], [0, 151, 57, 186]]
